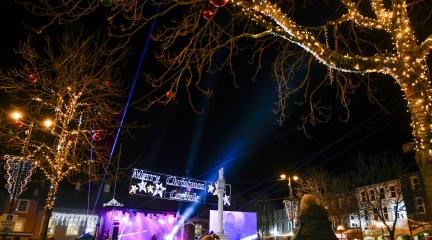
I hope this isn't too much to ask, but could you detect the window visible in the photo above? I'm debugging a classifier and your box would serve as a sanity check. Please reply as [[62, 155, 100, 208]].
[[351, 223, 357, 227], [389, 186, 397, 198], [364, 210, 369, 221], [350, 215, 355, 220], [48, 219, 55, 235], [13, 219, 24, 232], [66, 223, 79, 236], [379, 187, 385, 199], [416, 197, 425, 214], [17, 200, 29, 212], [361, 191, 367, 202], [374, 212, 379, 221], [397, 212, 404, 219], [383, 208, 389, 220], [370, 190, 376, 201], [411, 177, 420, 190]]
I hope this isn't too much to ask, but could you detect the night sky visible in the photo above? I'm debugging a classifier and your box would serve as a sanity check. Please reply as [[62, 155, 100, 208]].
[[0, 0, 417, 209]]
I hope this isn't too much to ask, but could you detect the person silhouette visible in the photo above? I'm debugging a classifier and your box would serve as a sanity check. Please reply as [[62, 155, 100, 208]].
[[292, 194, 338, 240]]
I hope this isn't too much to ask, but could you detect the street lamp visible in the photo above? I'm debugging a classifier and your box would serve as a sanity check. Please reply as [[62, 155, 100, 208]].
[[280, 174, 299, 235], [280, 174, 299, 198], [337, 225, 345, 240]]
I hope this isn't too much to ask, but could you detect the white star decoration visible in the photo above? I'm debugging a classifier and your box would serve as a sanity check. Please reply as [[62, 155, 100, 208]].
[[153, 183, 166, 198], [129, 185, 138, 195], [138, 181, 147, 193], [147, 184, 154, 194], [208, 183, 214, 193], [223, 195, 230, 206]]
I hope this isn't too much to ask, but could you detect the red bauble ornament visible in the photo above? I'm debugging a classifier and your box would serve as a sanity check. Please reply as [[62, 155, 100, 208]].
[[202, 9, 215, 20], [210, 0, 228, 7], [8, 137, 18, 144], [166, 90, 175, 98], [104, 80, 112, 87], [28, 74, 38, 83], [92, 130, 102, 141], [15, 121, 24, 128]]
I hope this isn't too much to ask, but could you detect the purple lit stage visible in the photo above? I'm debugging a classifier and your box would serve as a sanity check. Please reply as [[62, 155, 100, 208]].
[[98, 209, 179, 240], [209, 210, 258, 240]]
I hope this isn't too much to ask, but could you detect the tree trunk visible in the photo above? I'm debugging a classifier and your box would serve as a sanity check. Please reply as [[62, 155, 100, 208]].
[[39, 183, 58, 240], [388, 229, 395, 240], [402, 72, 432, 220], [39, 208, 53, 240], [416, 149, 432, 219]]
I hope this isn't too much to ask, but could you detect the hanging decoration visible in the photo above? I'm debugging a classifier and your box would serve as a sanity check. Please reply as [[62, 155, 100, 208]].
[[104, 80, 112, 87], [4, 155, 36, 200], [7, 137, 18, 144], [15, 121, 24, 128], [210, 0, 228, 8], [100, 0, 113, 7], [166, 90, 175, 98], [50, 212, 98, 227], [202, 9, 215, 20], [28, 74, 38, 84], [92, 130, 103, 141]]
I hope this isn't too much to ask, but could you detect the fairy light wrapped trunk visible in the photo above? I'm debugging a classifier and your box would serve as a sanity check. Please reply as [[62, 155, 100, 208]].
[[0, 32, 126, 240]]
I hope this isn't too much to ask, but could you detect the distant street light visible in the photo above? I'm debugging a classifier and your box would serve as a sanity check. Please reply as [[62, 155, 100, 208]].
[[279, 174, 299, 198]]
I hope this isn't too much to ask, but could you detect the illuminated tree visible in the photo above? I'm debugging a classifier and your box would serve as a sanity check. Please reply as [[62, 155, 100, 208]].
[[21, 0, 432, 215], [0, 32, 126, 239]]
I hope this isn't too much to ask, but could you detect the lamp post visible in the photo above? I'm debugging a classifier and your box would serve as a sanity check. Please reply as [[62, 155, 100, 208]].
[[336, 225, 345, 240], [280, 174, 299, 235], [4, 110, 53, 213]]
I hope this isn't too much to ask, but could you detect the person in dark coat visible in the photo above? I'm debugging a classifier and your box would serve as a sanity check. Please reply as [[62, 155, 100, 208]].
[[292, 194, 338, 240]]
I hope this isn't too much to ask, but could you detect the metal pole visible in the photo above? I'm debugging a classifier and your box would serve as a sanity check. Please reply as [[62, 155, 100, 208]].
[[217, 168, 226, 236], [288, 177, 292, 198]]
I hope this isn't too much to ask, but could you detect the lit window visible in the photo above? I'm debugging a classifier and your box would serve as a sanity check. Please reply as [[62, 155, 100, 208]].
[[370, 190, 376, 201], [383, 208, 389, 220], [389, 186, 396, 198], [13, 219, 24, 232], [48, 219, 55, 235], [66, 223, 79, 236], [17, 200, 29, 212]]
